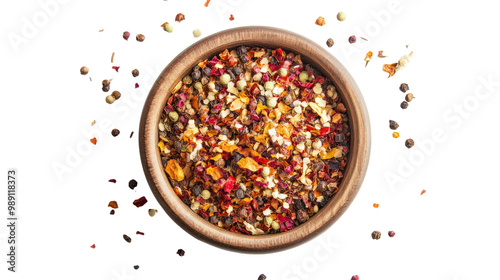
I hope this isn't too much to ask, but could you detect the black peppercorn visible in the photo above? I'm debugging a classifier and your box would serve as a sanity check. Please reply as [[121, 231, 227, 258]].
[[132, 69, 139, 77], [401, 101, 409, 109], [191, 69, 201, 81], [235, 188, 245, 199], [371, 231, 381, 240], [389, 120, 399, 130], [111, 129, 120, 137], [133, 265, 139, 270], [136, 34, 145, 42], [176, 249, 185, 256], [111, 91, 121, 100], [326, 38, 334, 48], [258, 274, 267, 280], [202, 67, 211, 77], [405, 139, 415, 149], [399, 83, 409, 93], [128, 179, 138, 190]]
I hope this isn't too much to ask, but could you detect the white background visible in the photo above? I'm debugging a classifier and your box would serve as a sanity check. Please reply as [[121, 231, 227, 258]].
[[1, 0, 500, 279]]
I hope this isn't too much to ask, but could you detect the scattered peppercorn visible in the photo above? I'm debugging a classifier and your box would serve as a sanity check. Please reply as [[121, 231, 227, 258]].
[[399, 83, 409, 93], [133, 265, 139, 270], [388, 231, 396, 237], [392, 132, 400, 138], [136, 34, 145, 42], [148, 209, 158, 217], [351, 275, 360, 280], [175, 13, 185, 22], [405, 93, 414, 102], [389, 120, 399, 130], [326, 38, 334, 48], [400, 101, 409, 109], [176, 249, 185, 256], [337, 11, 346, 21], [110, 129, 120, 137], [110, 209, 115, 215], [405, 138, 415, 149], [258, 274, 267, 280], [349, 35, 356, 44], [193, 29, 202, 38], [371, 231, 381, 240], [111, 91, 121, 100], [105, 95, 115, 104], [123, 31, 130, 40], [80, 66, 89, 75], [129, 179, 138, 190], [132, 69, 139, 77], [133, 196, 148, 207], [123, 234, 132, 243]]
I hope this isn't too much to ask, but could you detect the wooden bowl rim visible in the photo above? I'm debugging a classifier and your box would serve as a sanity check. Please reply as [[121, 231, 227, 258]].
[[139, 26, 371, 253]]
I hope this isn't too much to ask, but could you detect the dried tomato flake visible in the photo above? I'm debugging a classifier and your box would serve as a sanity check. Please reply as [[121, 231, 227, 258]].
[[133, 196, 148, 207]]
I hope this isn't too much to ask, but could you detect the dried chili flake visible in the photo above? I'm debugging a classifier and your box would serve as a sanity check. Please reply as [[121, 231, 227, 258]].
[[378, 50, 386, 58], [175, 13, 185, 22], [158, 45, 351, 235], [204, 0, 210, 7], [315, 16, 325, 26], [421, 189, 426, 195], [135, 83, 139, 88], [136, 231, 144, 235], [382, 63, 397, 78], [108, 179, 116, 183], [229, 14, 234, 21], [108, 201, 118, 209], [133, 196, 148, 207], [91, 120, 96, 126], [373, 203, 379, 208], [90, 244, 95, 248], [90, 137, 97, 145], [112, 66, 120, 72], [364, 51, 373, 67]]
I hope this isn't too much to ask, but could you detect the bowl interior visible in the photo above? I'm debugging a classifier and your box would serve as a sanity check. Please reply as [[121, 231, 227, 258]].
[[139, 26, 370, 253]]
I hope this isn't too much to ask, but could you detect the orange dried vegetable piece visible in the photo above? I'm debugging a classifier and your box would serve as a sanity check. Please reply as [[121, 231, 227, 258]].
[[253, 49, 266, 58], [204, 0, 210, 7], [211, 154, 222, 161], [331, 113, 342, 123], [158, 140, 165, 152], [421, 189, 426, 195], [382, 63, 397, 78], [364, 51, 373, 67], [278, 102, 291, 114], [165, 160, 185, 181], [220, 141, 239, 153], [263, 122, 275, 135], [256, 103, 267, 114], [321, 148, 342, 160], [271, 199, 279, 209], [206, 166, 223, 180], [90, 137, 97, 145], [171, 81, 183, 93], [254, 135, 267, 145], [229, 14, 234, 21], [373, 203, 379, 208], [237, 157, 262, 172], [219, 49, 230, 60], [108, 201, 118, 209], [230, 98, 245, 111], [238, 92, 250, 104], [277, 123, 294, 138], [378, 50, 387, 58]]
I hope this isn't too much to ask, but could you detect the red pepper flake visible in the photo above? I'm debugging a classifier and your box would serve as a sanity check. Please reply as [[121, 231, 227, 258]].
[[108, 201, 119, 209], [351, 275, 359, 280], [135, 83, 139, 88], [133, 196, 148, 207], [373, 203, 379, 208], [364, 51, 373, 67], [108, 179, 117, 183], [90, 244, 95, 249], [378, 50, 387, 58], [382, 63, 397, 78], [420, 189, 426, 195], [229, 14, 234, 21], [90, 137, 97, 145], [136, 231, 145, 235], [112, 66, 120, 72], [204, 0, 210, 7]]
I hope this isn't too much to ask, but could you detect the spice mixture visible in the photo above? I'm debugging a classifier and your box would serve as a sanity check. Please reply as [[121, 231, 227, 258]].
[[157, 46, 351, 235]]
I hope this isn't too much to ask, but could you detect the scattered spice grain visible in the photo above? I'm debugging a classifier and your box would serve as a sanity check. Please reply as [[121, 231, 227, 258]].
[[371, 231, 381, 240], [405, 138, 415, 149], [111, 129, 120, 137]]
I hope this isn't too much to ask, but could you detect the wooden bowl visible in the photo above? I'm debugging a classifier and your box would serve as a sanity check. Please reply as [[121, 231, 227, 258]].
[[139, 26, 370, 253]]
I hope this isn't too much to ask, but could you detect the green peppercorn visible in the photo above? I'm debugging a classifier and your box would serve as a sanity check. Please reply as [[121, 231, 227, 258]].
[[168, 111, 179, 122], [163, 23, 173, 33], [201, 189, 211, 200], [220, 73, 231, 86], [105, 95, 115, 104], [193, 29, 202, 38], [236, 79, 247, 91], [266, 97, 277, 108], [299, 71, 309, 83], [182, 75, 193, 85], [264, 216, 273, 227], [278, 68, 287, 77], [337, 11, 346, 21], [264, 81, 275, 91], [271, 221, 280, 230], [194, 82, 203, 91]]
